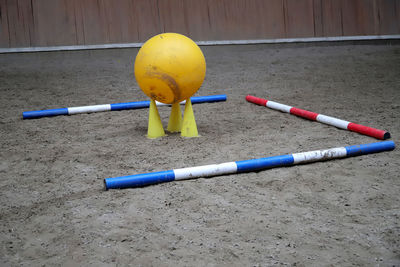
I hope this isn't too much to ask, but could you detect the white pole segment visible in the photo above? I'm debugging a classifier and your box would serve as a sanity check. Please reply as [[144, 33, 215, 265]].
[[173, 162, 238, 180], [292, 147, 347, 164], [155, 100, 186, 106], [316, 114, 350, 129], [266, 101, 292, 113], [68, 104, 111, 115]]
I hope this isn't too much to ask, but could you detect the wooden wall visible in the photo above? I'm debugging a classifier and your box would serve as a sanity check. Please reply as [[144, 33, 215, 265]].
[[1, 0, 399, 48]]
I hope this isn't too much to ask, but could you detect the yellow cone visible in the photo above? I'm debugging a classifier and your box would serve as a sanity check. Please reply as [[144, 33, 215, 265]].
[[147, 99, 165, 139], [181, 99, 198, 137], [167, 102, 182, 132]]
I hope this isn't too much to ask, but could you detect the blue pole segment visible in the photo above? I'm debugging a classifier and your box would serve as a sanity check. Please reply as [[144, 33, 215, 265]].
[[236, 155, 294, 172], [110, 101, 150, 111], [110, 95, 227, 111], [190, 94, 227, 104], [104, 170, 175, 189], [345, 141, 395, 157], [22, 108, 69, 119]]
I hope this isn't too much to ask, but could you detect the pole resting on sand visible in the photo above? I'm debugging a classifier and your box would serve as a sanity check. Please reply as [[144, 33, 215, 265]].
[[104, 141, 395, 190], [245, 95, 390, 140], [22, 94, 227, 119]]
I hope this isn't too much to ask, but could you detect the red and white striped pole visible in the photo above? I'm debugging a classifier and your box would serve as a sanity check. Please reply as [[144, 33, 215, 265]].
[[246, 95, 390, 140]]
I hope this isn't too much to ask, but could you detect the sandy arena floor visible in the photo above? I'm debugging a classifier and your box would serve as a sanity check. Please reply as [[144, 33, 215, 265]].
[[1, 41, 399, 266]]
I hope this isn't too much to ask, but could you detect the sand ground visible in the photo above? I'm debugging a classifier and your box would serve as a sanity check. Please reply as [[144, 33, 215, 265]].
[[0, 41, 399, 266]]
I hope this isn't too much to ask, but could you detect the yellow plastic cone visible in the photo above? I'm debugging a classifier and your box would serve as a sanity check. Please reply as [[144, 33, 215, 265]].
[[147, 99, 165, 139], [167, 102, 182, 132], [181, 99, 198, 137]]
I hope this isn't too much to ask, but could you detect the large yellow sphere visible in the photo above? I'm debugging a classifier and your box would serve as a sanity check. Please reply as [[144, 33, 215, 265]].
[[134, 33, 206, 104]]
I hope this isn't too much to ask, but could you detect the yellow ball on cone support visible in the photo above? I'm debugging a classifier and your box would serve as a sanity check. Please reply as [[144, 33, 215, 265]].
[[134, 33, 206, 138]]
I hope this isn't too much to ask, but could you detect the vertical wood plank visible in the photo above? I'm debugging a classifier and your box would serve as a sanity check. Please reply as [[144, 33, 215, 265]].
[[219, 0, 248, 39], [125, 0, 140, 42], [20, 0, 35, 45], [375, 0, 400, 34], [158, 0, 188, 36], [397, 0, 400, 31], [258, 0, 286, 38], [134, 0, 160, 42], [320, 0, 343, 36], [341, 0, 376, 36], [206, 0, 231, 40], [242, 0, 285, 39], [4, 0, 20, 46], [207, 0, 253, 40], [64, 0, 78, 44], [313, 0, 323, 37], [70, 0, 141, 45], [79, 0, 109, 44], [372, 0, 380, 34], [206, 0, 286, 40], [72, 0, 85, 45], [182, 0, 210, 41], [100, 0, 139, 43], [0, 0, 10, 47], [31, 0, 77, 46], [4, 0, 34, 47], [341, 0, 359, 35], [284, 0, 315, 37]]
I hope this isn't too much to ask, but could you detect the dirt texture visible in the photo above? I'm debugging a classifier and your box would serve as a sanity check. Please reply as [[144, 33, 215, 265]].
[[1, 41, 399, 266]]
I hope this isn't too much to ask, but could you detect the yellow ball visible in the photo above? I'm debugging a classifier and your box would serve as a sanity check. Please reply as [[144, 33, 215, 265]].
[[134, 33, 206, 104]]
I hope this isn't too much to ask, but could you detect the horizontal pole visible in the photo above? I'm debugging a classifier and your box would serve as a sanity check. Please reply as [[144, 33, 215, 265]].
[[1, 35, 399, 54], [22, 94, 226, 119], [104, 141, 395, 189], [246, 95, 390, 140]]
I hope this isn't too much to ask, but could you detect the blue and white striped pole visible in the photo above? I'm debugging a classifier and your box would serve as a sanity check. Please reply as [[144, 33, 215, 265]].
[[22, 94, 227, 119], [104, 141, 395, 189]]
